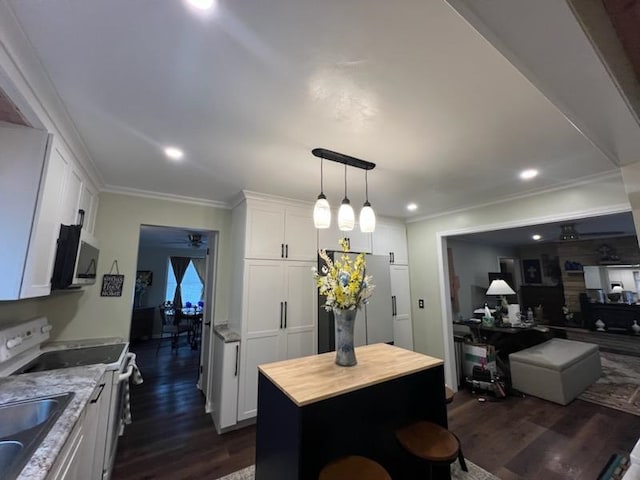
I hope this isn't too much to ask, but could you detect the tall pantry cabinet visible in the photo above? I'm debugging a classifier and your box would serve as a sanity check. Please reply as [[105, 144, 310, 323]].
[[229, 193, 317, 421]]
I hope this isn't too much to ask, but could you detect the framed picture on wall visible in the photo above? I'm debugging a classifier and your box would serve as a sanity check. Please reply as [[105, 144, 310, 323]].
[[522, 259, 542, 284]]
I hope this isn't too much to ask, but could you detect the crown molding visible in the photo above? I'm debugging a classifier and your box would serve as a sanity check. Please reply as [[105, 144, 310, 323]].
[[236, 190, 315, 208], [102, 185, 231, 209], [407, 170, 624, 224]]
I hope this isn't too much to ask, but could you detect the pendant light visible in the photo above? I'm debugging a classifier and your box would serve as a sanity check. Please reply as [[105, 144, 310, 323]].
[[311, 148, 376, 231], [338, 163, 355, 231], [313, 158, 331, 229], [359, 169, 376, 233]]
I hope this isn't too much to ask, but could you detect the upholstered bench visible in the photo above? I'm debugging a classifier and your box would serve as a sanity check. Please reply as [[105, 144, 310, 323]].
[[509, 338, 601, 405]]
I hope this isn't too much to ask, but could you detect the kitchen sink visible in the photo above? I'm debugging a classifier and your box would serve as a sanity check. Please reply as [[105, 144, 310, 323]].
[[0, 393, 74, 480]]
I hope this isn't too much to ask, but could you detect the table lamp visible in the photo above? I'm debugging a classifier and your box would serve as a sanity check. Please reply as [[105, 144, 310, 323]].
[[486, 279, 516, 324]]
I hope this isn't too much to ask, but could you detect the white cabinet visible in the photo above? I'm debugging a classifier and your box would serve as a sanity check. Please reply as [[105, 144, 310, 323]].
[[0, 123, 62, 300], [237, 259, 317, 421], [0, 124, 99, 300], [246, 202, 316, 261], [372, 222, 408, 265], [607, 268, 638, 293], [390, 265, 413, 350], [584, 266, 606, 290], [47, 410, 85, 480], [317, 213, 372, 253], [212, 335, 239, 433]]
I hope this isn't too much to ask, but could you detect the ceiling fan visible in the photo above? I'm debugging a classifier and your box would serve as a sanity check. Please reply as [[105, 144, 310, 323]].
[[159, 232, 206, 248], [558, 223, 625, 241]]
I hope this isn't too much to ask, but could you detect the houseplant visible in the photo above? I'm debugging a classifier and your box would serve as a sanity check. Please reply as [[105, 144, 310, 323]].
[[313, 238, 375, 366]]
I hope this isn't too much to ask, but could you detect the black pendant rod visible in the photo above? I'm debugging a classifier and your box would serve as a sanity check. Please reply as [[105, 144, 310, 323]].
[[312, 148, 376, 171]]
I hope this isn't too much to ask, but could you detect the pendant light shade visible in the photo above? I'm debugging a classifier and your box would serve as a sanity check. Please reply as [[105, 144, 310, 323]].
[[313, 193, 331, 229], [359, 170, 376, 233], [338, 198, 355, 231], [359, 202, 375, 233], [313, 158, 331, 229]]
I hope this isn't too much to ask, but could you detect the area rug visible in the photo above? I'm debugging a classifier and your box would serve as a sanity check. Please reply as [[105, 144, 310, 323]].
[[215, 460, 500, 480], [579, 351, 640, 416]]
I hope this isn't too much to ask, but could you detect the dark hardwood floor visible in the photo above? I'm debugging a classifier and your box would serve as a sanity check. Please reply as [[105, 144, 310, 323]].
[[113, 340, 640, 480]]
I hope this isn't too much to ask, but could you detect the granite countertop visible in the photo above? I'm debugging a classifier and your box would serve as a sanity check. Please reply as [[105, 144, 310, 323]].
[[0, 365, 107, 480], [214, 324, 241, 343]]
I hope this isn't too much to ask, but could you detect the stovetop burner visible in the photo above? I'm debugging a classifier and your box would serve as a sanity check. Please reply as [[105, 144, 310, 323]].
[[12, 344, 127, 375]]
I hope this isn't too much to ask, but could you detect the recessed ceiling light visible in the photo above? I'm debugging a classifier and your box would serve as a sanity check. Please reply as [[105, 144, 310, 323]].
[[532, 234, 542, 241], [520, 169, 539, 180], [407, 203, 418, 212], [185, 0, 216, 11], [164, 147, 184, 160]]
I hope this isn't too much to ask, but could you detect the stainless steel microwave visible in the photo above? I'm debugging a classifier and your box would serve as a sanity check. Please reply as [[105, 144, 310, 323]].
[[51, 224, 99, 290]]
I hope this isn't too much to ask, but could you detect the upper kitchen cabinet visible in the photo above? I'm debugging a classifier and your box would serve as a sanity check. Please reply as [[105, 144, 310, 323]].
[[317, 214, 372, 254], [372, 222, 408, 265], [244, 196, 316, 261], [0, 123, 99, 300]]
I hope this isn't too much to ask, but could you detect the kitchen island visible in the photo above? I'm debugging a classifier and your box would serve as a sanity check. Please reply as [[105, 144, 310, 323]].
[[255, 343, 448, 480]]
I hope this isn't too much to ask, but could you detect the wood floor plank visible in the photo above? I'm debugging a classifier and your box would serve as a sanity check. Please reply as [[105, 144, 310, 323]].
[[113, 340, 640, 480]]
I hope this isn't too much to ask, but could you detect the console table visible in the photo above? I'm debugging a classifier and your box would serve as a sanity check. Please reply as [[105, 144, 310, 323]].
[[583, 303, 640, 333], [255, 343, 448, 479]]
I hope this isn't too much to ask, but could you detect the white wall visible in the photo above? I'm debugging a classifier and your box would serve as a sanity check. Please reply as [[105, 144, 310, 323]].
[[447, 238, 516, 319], [406, 173, 629, 386]]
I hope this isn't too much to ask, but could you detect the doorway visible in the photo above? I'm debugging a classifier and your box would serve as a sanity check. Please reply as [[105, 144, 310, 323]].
[[130, 225, 218, 400]]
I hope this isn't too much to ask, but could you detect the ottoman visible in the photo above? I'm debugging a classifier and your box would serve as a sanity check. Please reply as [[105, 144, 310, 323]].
[[509, 338, 601, 405]]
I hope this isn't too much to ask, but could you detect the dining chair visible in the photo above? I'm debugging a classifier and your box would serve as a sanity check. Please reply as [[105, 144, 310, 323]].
[[156, 302, 191, 354]]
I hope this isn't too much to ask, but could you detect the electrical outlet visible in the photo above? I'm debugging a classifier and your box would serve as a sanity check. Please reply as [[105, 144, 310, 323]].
[[418, 299, 424, 309]]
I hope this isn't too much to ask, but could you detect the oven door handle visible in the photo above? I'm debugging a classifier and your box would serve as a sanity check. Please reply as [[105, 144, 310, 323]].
[[118, 352, 136, 382]]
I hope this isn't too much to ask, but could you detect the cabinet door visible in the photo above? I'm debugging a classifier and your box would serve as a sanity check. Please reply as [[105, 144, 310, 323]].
[[48, 416, 84, 480], [346, 226, 372, 254], [284, 206, 317, 261], [584, 266, 605, 290], [317, 216, 371, 254], [0, 124, 48, 300], [390, 265, 411, 316], [237, 335, 279, 421], [246, 204, 285, 259], [79, 181, 98, 235], [238, 260, 284, 421], [213, 337, 239, 431], [283, 261, 317, 359], [60, 158, 83, 226], [373, 223, 408, 264], [393, 314, 414, 351], [20, 140, 68, 299], [244, 260, 285, 335]]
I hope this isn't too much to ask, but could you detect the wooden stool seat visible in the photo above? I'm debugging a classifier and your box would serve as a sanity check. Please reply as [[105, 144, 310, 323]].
[[396, 421, 459, 463], [319, 455, 391, 480]]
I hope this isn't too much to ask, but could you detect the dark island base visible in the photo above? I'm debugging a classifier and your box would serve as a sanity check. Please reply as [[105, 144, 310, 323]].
[[255, 366, 449, 480]]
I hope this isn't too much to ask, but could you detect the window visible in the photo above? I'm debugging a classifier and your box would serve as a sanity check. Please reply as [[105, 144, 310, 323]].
[[165, 259, 203, 305]]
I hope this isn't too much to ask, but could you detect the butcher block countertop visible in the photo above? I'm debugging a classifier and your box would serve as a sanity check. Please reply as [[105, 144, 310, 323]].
[[258, 343, 443, 407]]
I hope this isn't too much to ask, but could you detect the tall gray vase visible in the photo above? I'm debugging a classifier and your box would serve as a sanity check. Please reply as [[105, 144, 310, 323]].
[[334, 308, 357, 366]]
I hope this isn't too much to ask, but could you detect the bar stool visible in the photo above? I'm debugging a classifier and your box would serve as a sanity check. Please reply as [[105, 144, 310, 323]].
[[395, 421, 467, 478], [319, 455, 391, 480]]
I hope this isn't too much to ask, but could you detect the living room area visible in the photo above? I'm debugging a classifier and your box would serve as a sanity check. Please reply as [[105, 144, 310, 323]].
[[444, 210, 640, 478]]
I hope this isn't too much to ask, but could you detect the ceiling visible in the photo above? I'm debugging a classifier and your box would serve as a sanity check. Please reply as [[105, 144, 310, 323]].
[[451, 211, 637, 248], [5, 0, 623, 217], [138, 225, 208, 251]]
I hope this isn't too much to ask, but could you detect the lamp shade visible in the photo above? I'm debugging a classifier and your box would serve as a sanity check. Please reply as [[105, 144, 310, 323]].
[[486, 279, 516, 296], [338, 199, 355, 231], [313, 194, 331, 229], [359, 202, 376, 233]]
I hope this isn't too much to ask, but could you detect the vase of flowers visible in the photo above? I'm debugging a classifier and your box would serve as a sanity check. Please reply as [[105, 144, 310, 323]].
[[313, 238, 375, 366]]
